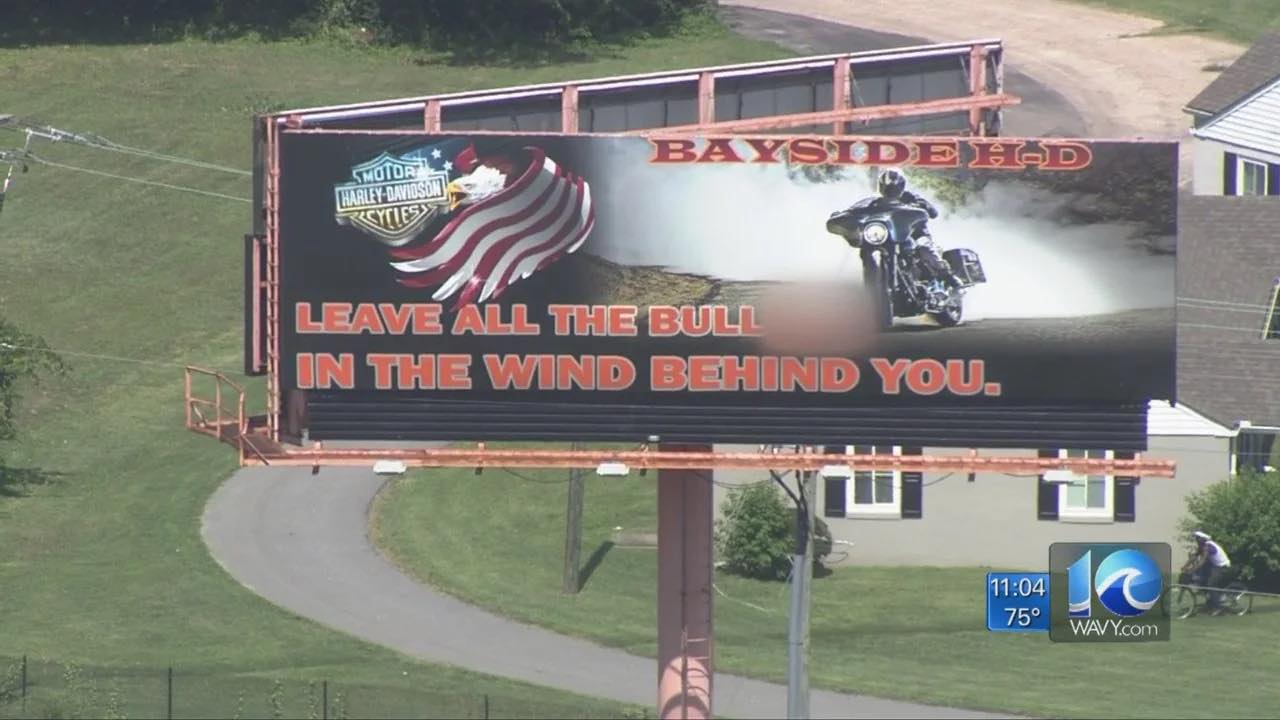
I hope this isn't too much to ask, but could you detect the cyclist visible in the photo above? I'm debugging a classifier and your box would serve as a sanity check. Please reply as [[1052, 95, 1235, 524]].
[[1188, 530, 1232, 615]]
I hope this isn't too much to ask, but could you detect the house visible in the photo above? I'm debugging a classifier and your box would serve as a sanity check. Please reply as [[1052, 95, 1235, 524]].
[[1185, 30, 1280, 196], [1177, 195, 1280, 472], [712, 400, 1234, 569]]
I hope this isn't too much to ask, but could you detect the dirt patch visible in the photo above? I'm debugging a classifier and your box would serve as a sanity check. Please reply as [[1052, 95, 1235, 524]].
[[722, 0, 1247, 186]]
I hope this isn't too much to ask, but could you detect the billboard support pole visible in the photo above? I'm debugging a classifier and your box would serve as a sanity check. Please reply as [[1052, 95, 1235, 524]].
[[562, 442, 585, 594], [785, 468, 816, 719], [657, 444, 714, 720]]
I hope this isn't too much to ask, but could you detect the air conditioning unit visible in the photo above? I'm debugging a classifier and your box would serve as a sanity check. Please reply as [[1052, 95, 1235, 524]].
[[1042, 469, 1080, 484]]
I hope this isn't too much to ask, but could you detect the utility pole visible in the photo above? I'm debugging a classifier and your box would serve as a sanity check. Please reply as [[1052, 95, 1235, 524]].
[[786, 469, 816, 719], [563, 442, 585, 594]]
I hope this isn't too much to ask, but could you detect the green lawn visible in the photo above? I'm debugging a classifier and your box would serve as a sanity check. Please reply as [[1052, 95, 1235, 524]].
[[1069, 0, 1280, 43], [0, 18, 789, 720], [373, 454, 1280, 719]]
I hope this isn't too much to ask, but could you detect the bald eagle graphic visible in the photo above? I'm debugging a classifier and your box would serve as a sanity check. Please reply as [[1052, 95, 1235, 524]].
[[371, 142, 596, 309]]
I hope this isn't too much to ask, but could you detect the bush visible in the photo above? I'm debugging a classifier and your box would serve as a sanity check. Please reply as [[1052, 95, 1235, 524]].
[[1179, 469, 1280, 591], [715, 480, 832, 581]]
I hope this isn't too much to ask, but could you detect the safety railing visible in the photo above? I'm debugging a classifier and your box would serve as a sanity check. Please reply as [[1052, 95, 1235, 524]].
[[184, 366, 250, 463]]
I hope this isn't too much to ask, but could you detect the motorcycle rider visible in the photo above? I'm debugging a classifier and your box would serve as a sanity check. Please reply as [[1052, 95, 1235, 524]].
[[873, 168, 964, 290]]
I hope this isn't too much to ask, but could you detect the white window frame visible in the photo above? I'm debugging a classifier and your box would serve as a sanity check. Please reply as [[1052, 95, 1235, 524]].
[[1237, 156, 1270, 196], [844, 444, 902, 517], [1056, 449, 1113, 522]]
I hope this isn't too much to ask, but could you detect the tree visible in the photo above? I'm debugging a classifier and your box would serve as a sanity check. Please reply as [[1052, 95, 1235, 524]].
[[3, 1, 716, 51], [0, 318, 65, 459], [1179, 469, 1280, 592], [715, 480, 832, 581]]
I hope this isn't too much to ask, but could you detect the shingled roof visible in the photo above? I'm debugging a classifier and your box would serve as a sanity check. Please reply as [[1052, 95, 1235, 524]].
[[1177, 195, 1280, 428], [1185, 30, 1280, 117]]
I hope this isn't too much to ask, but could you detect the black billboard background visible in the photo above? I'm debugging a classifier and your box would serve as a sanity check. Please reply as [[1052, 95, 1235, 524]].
[[275, 131, 1176, 445]]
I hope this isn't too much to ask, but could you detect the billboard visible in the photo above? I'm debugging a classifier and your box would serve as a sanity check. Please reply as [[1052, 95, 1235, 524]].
[[276, 131, 1177, 443]]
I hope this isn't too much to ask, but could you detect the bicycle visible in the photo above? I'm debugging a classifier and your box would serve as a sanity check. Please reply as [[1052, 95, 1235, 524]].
[[1169, 563, 1252, 619]]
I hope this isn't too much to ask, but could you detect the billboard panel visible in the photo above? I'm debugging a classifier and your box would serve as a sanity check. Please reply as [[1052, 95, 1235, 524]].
[[276, 131, 1177, 443]]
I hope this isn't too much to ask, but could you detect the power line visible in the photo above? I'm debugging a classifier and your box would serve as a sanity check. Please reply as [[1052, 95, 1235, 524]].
[[85, 139, 252, 177], [500, 467, 570, 484], [2, 120, 250, 177], [0, 340, 237, 375], [1179, 295, 1279, 312], [24, 153, 251, 203]]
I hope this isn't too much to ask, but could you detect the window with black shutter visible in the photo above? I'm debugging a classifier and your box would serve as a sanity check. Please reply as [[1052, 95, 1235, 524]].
[[822, 444, 846, 518], [1036, 448, 1059, 520], [1269, 162, 1280, 196], [1114, 450, 1138, 522], [1224, 151, 1238, 194], [900, 446, 924, 519]]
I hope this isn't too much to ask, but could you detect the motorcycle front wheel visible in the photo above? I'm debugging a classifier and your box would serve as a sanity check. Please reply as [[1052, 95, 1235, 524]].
[[867, 260, 894, 330]]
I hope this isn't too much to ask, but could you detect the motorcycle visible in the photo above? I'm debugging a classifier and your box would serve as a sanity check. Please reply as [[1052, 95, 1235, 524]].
[[826, 196, 987, 329]]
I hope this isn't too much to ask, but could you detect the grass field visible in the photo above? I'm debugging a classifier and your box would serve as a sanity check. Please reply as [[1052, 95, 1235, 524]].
[[1070, 0, 1280, 43], [0, 18, 789, 719], [373, 457, 1280, 719]]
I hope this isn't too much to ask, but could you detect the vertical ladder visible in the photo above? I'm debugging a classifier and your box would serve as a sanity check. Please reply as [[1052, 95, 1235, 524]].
[[264, 117, 282, 442]]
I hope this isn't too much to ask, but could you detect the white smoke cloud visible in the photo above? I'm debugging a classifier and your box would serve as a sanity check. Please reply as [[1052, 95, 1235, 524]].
[[578, 138, 1174, 320]]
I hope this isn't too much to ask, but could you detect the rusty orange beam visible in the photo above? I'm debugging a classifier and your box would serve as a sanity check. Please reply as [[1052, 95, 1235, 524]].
[[697, 71, 715, 126], [968, 45, 989, 134], [831, 56, 851, 135], [624, 93, 1020, 135], [235, 442, 1175, 476], [561, 84, 579, 134], [424, 98, 442, 132]]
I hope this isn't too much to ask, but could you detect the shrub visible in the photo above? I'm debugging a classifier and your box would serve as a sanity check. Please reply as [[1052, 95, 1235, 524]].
[[716, 480, 832, 581], [1179, 469, 1280, 591]]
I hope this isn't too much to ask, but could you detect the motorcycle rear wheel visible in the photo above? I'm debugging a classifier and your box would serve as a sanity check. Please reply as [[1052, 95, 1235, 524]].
[[930, 300, 963, 327]]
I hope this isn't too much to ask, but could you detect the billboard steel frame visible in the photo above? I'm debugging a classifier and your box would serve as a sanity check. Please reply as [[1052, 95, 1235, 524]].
[[207, 35, 1175, 477], [187, 37, 1180, 720]]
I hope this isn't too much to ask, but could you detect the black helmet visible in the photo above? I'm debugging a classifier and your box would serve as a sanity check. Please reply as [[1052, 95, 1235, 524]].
[[877, 168, 906, 199]]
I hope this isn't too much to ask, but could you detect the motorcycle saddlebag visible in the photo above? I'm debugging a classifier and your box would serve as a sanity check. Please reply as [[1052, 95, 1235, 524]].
[[943, 248, 987, 285]]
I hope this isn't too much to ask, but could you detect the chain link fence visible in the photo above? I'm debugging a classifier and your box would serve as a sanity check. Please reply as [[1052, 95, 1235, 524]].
[[0, 655, 648, 720]]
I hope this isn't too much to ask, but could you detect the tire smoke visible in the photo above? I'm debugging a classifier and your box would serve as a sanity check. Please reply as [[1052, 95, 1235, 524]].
[[582, 139, 1174, 320]]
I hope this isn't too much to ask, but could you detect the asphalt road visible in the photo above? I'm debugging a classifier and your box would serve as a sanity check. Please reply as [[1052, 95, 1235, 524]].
[[720, 5, 1090, 137], [202, 465, 1014, 720]]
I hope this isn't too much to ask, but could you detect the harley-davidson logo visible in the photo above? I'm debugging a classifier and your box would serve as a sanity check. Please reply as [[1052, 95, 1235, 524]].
[[334, 152, 452, 246]]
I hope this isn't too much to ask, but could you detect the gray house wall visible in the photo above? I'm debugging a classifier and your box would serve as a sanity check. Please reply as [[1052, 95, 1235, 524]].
[[1192, 136, 1280, 196], [712, 435, 1229, 569]]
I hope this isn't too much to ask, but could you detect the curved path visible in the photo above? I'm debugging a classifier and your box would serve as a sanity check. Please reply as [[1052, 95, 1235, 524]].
[[723, 0, 1246, 186], [203, 464, 1010, 719]]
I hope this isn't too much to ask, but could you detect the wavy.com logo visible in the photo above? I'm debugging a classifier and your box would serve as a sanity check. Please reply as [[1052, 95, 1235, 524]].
[[1068, 548, 1163, 617], [1050, 542, 1170, 643]]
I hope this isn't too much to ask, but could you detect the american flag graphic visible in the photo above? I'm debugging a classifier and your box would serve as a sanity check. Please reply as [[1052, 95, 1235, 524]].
[[387, 146, 595, 309]]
